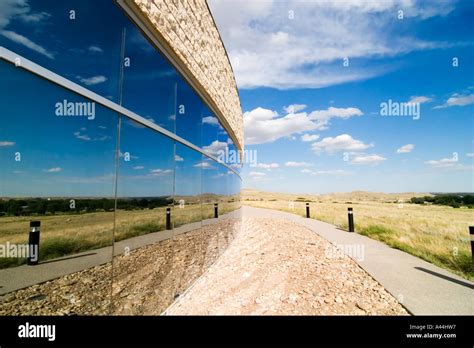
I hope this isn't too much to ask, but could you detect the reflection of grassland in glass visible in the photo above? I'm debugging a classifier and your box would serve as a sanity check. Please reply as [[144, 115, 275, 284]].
[[0, 196, 241, 269], [243, 190, 473, 281]]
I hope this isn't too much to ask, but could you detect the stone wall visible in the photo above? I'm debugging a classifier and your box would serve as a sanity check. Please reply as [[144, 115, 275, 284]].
[[131, 0, 243, 149]]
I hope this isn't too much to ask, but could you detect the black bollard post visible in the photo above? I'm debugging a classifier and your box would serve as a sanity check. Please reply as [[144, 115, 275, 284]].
[[27, 221, 40, 265], [348, 207, 354, 232], [306, 202, 310, 218], [470, 226, 474, 263], [166, 207, 171, 230], [214, 203, 219, 218]]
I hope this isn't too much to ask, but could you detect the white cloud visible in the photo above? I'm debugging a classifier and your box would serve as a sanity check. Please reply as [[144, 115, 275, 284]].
[[133, 166, 144, 170], [202, 116, 220, 126], [74, 131, 110, 142], [44, 167, 61, 173], [88, 45, 103, 53], [251, 163, 279, 170], [194, 161, 213, 169], [301, 169, 351, 175], [208, 0, 455, 89], [244, 106, 362, 144], [434, 93, 474, 109], [150, 168, 173, 175], [244, 107, 316, 145], [0, 30, 54, 59], [203, 140, 228, 156], [174, 155, 184, 162], [249, 171, 266, 177], [425, 157, 458, 168], [0, 141, 15, 147], [408, 96, 432, 104], [396, 144, 415, 154], [19, 11, 50, 23], [73, 131, 91, 141], [0, 0, 29, 28], [77, 75, 107, 86], [351, 154, 386, 165], [312, 134, 372, 154], [308, 107, 363, 130], [301, 134, 320, 142], [285, 161, 312, 167], [283, 104, 307, 113], [0, 1, 54, 59], [466, 153, 474, 158]]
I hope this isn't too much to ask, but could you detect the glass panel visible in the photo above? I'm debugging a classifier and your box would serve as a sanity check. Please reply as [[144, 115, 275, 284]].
[[121, 22, 178, 132], [216, 164, 230, 256], [201, 106, 220, 159], [0, 58, 117, 315], [111, 117, 175, 315], [171, 143, 206, 299], [176, 80, 203, 147], [173, 144, 202, 229], [0, 0, 127, 103]]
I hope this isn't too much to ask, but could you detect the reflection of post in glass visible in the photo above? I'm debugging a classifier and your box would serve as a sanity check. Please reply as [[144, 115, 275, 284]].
[[27, 221, 40, 265], [166, 207, 172, 230]]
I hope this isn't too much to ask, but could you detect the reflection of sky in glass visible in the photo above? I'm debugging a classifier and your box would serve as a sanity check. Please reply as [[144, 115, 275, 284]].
[[122, 23, 177, 132], [0, 0, 240, 199], [0, 60, 118, 197], [175, 143, 202, 197], [0, 0, 126, 102], [176, 80, 202, 147], [117, 118, 174, 198]]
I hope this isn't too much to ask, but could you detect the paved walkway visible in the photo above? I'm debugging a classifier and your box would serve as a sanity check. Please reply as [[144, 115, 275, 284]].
[[242, 206, 474, 315]]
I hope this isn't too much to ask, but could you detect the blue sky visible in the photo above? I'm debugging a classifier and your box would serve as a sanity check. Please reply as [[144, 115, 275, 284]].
[[209, 0, 474, 193], [0, 0, 235, 198]]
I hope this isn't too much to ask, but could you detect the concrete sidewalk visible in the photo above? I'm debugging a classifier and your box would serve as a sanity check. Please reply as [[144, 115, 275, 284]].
[[243, 206, 473, 315]]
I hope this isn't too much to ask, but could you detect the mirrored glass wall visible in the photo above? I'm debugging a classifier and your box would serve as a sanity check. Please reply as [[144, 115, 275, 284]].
[[0, 0, 241, 315]]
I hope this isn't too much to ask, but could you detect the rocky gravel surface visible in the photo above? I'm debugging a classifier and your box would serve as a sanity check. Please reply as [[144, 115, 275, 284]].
[[0, 218, 239, 315], [167, 218, 409, 315]]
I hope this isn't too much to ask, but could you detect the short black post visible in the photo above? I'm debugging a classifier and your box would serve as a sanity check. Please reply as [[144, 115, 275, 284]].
[[166, 207, 171, 230], [348, 207, 354, 232], [27, 220, 40, 265], [214, 203, 219, 218], [306, 202, 310, 218], [470, 226, 474, 263]]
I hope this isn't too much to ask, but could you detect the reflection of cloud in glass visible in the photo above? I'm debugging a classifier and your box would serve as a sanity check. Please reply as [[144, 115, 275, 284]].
[[133, 166, 144, 170], [203, 140, 228, 156], [0, 30, 54, 59], [0, 140, 15, 146], [194, 161, 213, 169], [0, 1, 54, 58], [76, 75, 107, 86], [74, 129, 111, 142], [44, 167, 62, 173], [20, 11, 50, 23], [174, 155, 184, 162], [150, 168, 172, 175], [88, 45, 103, 53]]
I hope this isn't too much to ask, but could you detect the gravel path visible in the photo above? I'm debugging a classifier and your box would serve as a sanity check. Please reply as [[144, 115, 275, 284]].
[[167, 217, 409, 315]]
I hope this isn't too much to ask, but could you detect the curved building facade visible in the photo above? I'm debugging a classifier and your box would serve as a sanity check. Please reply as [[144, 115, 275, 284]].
[[0, 0, 242, 315]]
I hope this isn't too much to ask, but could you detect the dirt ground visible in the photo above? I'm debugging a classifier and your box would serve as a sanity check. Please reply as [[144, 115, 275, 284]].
[[167, 217, 409, 315]]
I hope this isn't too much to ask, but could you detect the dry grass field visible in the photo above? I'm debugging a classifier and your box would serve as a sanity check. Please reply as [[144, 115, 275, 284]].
[[243, 189, 474, 281]]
